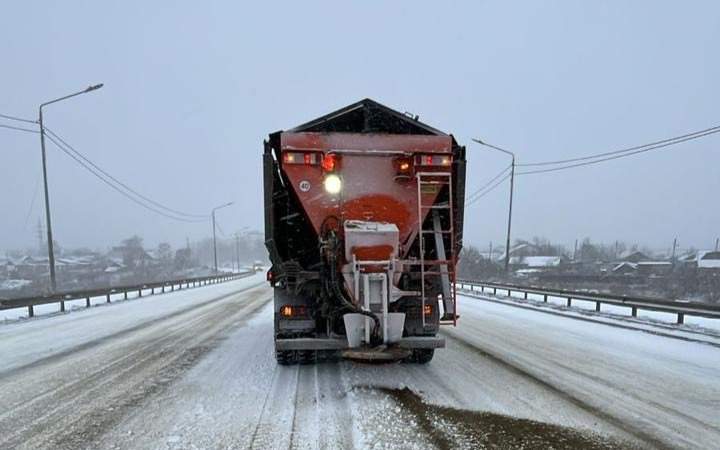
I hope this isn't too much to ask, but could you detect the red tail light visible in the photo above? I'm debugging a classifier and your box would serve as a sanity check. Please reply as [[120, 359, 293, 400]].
[[321, 154, 337, 172], [417, 154, 452, 166], [283, 152, 319, 165], [266, 270, 273, 282]]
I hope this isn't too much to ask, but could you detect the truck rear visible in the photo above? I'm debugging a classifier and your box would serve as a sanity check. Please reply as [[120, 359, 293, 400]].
[[263, 99, 466, 364]]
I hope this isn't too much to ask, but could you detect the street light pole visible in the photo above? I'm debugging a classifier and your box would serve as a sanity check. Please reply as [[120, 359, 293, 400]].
[[472, 138, 516, 274], [212, 210, 218, 273], [506, 154, 515, 273], [211, 202, 234, 273], [234, 233, 240, 273], [39, 84, 103, 292]]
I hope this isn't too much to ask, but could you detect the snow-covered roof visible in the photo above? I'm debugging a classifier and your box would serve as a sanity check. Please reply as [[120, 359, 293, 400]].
[[698, 251, 720, 269], [56, 257, 92, 266], [612, 262, 637, 272], [619, 250, 649, 261], [516, 268, 542, 274], [17, 255, 49, 265], [0, 279, 32, 290], [636, 261, 672, 266], [510, 256, 562, 267]]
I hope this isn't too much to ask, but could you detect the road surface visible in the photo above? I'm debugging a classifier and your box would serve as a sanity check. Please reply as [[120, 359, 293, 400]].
[[1, 275, 718, 449]]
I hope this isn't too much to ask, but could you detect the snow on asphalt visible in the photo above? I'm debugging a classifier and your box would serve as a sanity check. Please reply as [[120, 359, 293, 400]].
[[0, 273, 266, 372], [1, 278, 718, 449], [449, 293, 720, 449]]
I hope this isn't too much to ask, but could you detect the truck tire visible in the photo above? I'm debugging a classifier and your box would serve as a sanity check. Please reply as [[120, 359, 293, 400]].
[[297, 350, 316, 365], [276, 350, 296, 365], [415, 349, 435, 364]]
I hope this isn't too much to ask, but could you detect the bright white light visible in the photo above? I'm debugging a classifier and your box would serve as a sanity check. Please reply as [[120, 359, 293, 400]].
[[324, 174, 342, 194]]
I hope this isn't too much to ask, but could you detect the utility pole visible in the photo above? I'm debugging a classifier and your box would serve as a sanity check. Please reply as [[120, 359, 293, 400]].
[[573, 239, 578, 261], [614, 241, 619, 260], [36, 218, 44, 255], [472, 138, 516, 274], [489, 241, 493, 262], [212, 212, 217, 272], [234, 233, 241, 273], [715, 238, 719, 252], [506, 156, 515, 273], [38, 84, 103, 292], [671, 237, 678, 263], [211, 202, 234, 273]]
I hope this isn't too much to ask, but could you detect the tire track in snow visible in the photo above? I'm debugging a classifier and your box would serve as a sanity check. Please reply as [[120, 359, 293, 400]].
[[0, 280, 267, 380], [441, 332, 671, 450], [247, 365, 300, 449], [0, 287, 271, 450]]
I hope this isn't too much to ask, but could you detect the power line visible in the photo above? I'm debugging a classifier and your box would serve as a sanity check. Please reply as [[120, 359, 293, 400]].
[[43, 126, 208, 220], [465, 163, 512, 203], [0, 113, 37, 124], [465, 173, 511, 207], [517, 124, 720, 168], [517, 128, 720, 175], [0, 123, 39, 134], [44, 132, 208, 223]]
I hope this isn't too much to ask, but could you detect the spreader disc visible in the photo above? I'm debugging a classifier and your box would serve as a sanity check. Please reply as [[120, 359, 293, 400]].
[[342, 346, 412, 363]]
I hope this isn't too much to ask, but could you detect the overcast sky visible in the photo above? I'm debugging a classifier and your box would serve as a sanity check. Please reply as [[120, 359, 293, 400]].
[[1, 1, 718, 254]]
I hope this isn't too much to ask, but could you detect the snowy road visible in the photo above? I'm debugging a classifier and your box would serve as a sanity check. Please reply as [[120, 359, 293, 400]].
[[1, 276, 719, 449]]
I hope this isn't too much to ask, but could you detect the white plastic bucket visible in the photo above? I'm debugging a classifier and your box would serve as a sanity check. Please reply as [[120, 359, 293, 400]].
[[343, 313, 366, 348]]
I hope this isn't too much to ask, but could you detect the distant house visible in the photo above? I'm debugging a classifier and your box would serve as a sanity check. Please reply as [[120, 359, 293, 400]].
[[523, 256, 563, 268], [511, 256, 564, 272], [1, 258, 15, 279], [612, 262, 637, 275], [636, 261, 672, 276], [499, 243, 538, 261], [619, 250, 649, 263], [102, 260, 125, 273], [14, 256, 49, 278], [698, 251, 720, 270]]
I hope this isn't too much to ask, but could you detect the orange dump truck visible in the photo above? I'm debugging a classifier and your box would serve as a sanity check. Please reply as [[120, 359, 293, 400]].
[[263, 99, 466, 364]]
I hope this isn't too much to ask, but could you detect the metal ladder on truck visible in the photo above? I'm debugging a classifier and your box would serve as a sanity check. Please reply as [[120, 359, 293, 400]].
[[416, 172, 457, 327]]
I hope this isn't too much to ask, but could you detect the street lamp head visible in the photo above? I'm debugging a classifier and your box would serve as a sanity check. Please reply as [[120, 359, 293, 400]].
[[86, 83, 104, 92], [212, 201, 235, 212]]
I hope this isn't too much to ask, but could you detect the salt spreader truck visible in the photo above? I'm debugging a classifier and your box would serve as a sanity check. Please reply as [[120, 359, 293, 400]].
[[264, 99, 466, 364]]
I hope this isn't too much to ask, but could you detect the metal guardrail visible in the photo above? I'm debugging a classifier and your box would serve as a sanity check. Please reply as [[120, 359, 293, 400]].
[[456, 279, 720, 324], [0, 271, 254, 318]]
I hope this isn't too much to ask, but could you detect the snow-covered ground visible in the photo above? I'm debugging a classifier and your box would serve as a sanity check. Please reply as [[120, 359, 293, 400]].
[[0, 273, 266, 372], [0, 274, 258, 323], [459, 285, 720, 332], [1, 279, 718, 449]]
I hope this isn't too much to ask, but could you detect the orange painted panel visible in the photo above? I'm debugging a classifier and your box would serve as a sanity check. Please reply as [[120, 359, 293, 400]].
[[280, 132, 452, 259]]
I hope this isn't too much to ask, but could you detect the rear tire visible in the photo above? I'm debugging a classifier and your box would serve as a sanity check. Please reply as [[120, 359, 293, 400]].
[[297, 350, 316, 365], [276, 349, 296, 365], [414, 349, 435, 364]]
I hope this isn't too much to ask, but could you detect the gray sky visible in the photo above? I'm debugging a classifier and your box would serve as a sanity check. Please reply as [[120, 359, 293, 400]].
[[1, 1, 718, 254]]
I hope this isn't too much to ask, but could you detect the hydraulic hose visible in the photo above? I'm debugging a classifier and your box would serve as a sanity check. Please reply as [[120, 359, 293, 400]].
[[323, 229, 381, 345]]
